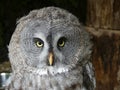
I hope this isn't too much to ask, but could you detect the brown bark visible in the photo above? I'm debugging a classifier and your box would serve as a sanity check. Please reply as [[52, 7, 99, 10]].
[[86, 27, 120, 90], [86, 0, 120, 89], [86, 0, 120, 29]]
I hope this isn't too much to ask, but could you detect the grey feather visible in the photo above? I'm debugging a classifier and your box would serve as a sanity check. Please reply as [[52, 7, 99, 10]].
[[6, 6, 96, 90]]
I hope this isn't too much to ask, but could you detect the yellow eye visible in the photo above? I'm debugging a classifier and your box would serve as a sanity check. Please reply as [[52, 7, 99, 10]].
[[34, 38, 44, 48], [58, 37, 66, 47], [36, 41, 44, 47], [58, 40, 65, 47]]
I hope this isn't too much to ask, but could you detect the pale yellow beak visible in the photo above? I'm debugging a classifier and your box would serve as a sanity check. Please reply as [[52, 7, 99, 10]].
[[48, 52, 54, 66]]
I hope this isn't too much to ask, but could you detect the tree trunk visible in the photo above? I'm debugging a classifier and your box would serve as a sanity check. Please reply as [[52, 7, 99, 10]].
[[86, 27, 120, 90], [86, 0, 120, 29], [86, 0, 120, 90]]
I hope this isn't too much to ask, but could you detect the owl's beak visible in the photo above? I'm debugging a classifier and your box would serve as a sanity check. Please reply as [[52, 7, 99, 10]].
[[48, 52, 54, 66]]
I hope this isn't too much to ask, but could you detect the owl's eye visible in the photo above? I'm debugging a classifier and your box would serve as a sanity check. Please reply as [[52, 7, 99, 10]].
[[36, 41, 44, 47], [34, 38, 44, 48], [57, 37, 66, 47]]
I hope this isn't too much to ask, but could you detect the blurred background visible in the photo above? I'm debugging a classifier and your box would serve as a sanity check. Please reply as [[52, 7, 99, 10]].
[[0, 0, 120, 90]]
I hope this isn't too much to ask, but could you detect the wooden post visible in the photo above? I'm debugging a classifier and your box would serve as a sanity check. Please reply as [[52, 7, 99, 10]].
[[86, 0, 120, 29], [86, 0, 120, 90]]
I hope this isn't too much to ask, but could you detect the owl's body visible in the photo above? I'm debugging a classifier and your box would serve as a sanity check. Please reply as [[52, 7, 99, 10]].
[[6, 7, 96, 90]]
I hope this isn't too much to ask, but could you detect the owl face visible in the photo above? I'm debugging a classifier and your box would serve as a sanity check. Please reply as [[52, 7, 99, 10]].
[[20, 19, 82, 74], [7, 7, 95, 90]]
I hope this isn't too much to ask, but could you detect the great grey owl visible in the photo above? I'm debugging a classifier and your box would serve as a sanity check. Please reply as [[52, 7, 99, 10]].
[[5, 7, 96, 90]]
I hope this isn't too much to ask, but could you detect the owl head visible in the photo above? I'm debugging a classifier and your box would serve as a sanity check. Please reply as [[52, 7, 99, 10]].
[[8, 7, 92, 76]]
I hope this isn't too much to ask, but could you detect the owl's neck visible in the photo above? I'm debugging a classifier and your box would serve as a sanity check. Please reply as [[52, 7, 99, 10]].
[[6, 66, 84, 90], [20, 64, 77, 76]]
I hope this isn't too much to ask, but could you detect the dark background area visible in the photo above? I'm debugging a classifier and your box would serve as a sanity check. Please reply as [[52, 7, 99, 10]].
[[0, 0, 87, 63]]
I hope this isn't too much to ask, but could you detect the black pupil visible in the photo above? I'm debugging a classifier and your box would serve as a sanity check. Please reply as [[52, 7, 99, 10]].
[[34, 38, 44, 46], [38, 41, 42, 45], [58, 37, 66, 47], [59, 40, 64, 44]]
